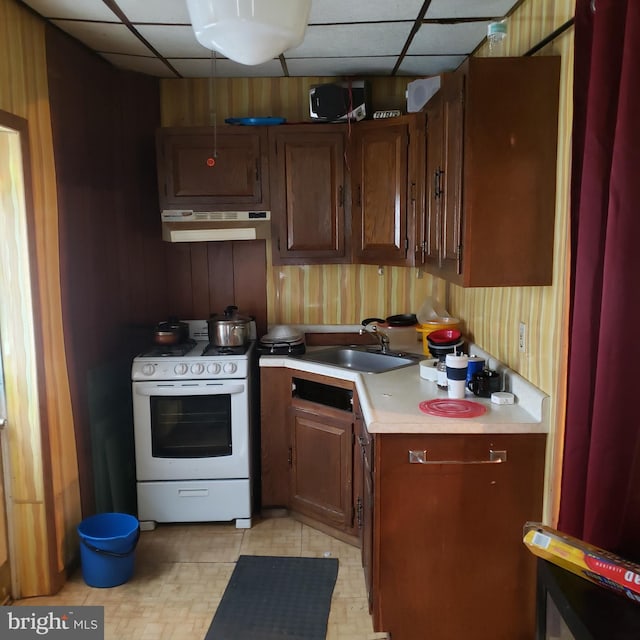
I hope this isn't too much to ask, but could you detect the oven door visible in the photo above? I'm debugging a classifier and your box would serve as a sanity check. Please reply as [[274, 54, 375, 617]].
[[132, 379, 249, 481]]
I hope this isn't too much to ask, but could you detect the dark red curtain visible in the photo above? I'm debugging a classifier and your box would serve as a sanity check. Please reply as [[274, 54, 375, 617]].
[[558, 0, 640, 559]]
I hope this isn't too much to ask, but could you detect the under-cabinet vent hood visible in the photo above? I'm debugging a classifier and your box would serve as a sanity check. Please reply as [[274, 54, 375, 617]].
[[161, 210, 271, 242]]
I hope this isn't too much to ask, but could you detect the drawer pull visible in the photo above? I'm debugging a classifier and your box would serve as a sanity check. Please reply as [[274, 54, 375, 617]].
[[408, 449, 507, 465], [178, 489, 209, 498]]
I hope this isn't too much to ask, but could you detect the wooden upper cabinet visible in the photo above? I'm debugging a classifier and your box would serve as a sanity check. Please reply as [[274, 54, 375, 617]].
[[421, 56, 561, 286], [269, 125, 349, 264], [351, 115, 424, 266], [156, 126, 269, 211]]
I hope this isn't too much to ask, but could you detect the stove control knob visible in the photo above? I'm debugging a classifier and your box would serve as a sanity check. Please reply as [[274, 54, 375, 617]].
[[207, 363, 221, 375], [191, 363, 205, 375], [141, 364, 155, 376], [174, 363, 188, 376], [223, 362, 237, 374]]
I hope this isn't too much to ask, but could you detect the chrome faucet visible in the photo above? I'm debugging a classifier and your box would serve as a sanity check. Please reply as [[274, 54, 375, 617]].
[[359, 317, 391, 354]]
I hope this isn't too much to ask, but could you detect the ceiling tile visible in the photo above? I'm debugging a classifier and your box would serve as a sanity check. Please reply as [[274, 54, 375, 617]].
[[288, 23, 413, 58], [114, 0, 191, 24], [397, 55, 466, 77], [408, 22, 490, 55], [135, 24, 210, 58], [309, 0, 424, 24], [49, 20, 152, 55], [99, 53, 178, 77], [426, 0, 519, 19], [168, 58, 285, 79], [22, 0, 519, 80], [20, 0, 118, 21], [285, 57, 400, 77]]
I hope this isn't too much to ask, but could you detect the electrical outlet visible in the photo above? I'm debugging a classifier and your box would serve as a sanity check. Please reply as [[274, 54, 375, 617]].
[[519, 322, 527, 353]]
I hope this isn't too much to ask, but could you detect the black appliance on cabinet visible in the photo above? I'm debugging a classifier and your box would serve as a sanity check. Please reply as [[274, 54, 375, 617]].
[[309, 80, 371, 122], [536, 559, 640, 639]]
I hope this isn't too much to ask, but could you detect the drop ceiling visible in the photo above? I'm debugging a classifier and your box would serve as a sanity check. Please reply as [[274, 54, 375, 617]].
[[18, 0, 522, 79]]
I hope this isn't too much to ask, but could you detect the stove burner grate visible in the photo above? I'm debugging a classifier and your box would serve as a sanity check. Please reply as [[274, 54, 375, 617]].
[[202, 343, 249, 357], [139, 339, 197, 358]]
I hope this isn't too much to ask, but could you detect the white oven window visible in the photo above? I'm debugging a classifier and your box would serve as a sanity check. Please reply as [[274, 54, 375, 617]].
[[150, 395, 232, 458]]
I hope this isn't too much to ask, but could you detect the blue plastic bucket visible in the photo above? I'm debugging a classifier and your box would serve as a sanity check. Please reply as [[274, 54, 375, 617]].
[[77, 513, 140, 588]]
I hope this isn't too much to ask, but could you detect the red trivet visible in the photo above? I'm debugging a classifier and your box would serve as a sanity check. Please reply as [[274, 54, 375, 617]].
[[419, 399, 487, 418]]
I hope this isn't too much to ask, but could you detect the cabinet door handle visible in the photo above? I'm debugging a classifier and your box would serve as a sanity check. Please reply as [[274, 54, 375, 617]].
[[356, 185, 362, 207], [408, 449, 507, 465], [338, 185, 344, 207], [434, 168, 444, 198]]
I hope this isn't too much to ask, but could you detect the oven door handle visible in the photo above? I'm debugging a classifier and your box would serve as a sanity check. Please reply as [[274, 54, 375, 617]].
[[134, 384, 245, 397]]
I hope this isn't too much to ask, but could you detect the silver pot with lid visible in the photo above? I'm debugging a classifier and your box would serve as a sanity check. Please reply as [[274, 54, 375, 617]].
[[208, 305, 253, 347]]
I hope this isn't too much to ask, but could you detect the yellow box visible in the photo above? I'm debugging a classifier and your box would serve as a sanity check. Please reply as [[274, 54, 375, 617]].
[[523, 523, 640, 604]]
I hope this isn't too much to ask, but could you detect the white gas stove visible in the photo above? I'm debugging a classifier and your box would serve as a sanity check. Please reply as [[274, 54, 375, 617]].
[[131, 319, 257, 530], [131, 320, 256, 381]]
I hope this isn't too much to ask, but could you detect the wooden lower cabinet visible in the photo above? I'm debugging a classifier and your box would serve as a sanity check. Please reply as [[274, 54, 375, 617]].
[[260, 367, 358, 537], [369, 432, 546, 640], [261, 368, 546, 638], [289, 400, 353, 530]]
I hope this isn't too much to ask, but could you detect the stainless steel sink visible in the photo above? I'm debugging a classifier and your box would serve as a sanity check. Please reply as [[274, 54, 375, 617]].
[[290, 346, 423, 374]]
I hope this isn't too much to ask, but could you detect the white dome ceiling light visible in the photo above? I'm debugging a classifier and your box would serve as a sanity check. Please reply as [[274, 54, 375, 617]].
[[186, 0, 312, 66]]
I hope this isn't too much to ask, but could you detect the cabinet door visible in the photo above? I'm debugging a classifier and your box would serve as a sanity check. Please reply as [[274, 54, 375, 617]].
[[289, 401, 354, 531], [352, 119, 410, 265], [373, 433, 546, 640], [422, 93, 444, 268], [420, 57, 560, 286], [440, 70, 465, 278], [156, 126, 269, 211], [269, 126, 349, 264]]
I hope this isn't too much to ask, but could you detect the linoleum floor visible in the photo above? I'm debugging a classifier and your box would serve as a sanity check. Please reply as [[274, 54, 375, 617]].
[[14, 516, 376, 639]]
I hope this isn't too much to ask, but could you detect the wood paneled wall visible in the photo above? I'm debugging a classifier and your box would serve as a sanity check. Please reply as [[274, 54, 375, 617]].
[[0, 0, 79, 596], [44, 24, 162, 521], [45, 23, 269, 527]]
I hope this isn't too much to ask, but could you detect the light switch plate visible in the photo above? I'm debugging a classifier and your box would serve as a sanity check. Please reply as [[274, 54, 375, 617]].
[[518, 321, 527, 353]]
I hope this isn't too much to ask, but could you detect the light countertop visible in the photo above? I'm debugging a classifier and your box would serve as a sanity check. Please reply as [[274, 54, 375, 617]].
[[259, 343, 549, 435]]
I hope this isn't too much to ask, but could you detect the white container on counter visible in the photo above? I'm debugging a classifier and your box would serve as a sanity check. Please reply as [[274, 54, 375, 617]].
[[419, 359, 439, 382]]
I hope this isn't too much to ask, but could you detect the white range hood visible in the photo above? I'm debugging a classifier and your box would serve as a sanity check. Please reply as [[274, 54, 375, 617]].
[[161, 210, 271, 242]]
